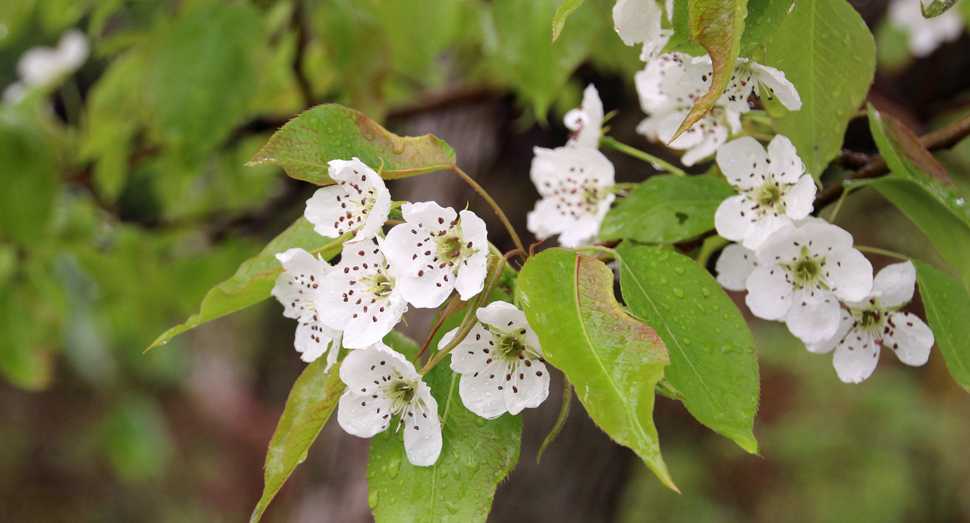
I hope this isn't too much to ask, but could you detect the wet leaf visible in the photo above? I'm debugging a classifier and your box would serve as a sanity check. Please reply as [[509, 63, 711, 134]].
[[913, 261, 970, 393]]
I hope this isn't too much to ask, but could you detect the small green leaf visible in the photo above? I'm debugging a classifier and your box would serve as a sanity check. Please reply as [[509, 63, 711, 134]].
[[913, 261, 970, 393], [739, 0, 795, 55], [518, 249, 677, 491], [670, 0, 747, 140], [367, 333, 521, 522], [921, 0, 959, 18], [762, 0, 876, 177], [600, 175, 736, 244], [551, 0, 586, 42], [148, 218, 345, 350], [249, 104, 457, 186], [861, 106, 970, 288], [250, 358, 346, 523], [615, 246, 760, 454]]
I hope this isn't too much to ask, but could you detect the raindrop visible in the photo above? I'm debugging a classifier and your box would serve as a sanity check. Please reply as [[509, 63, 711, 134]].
[[445, 501, 461, 515], [388, 457, 402, 479], [672, 288, 685, 298], [368, 490, 380, 509], [701, 287, 711, 298], [674, 266, 686, 275]]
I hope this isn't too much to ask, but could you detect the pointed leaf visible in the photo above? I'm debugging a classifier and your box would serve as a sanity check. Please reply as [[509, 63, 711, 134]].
[[552, 0, 585, 42], [667, 0, 794, 56], [913, 261, 970, 392], [921, 0, 959, 18], [518, 249, 677, 490], [616, 246, 760, 454], [249, 104, 457, 186], [599, 174, 736, 244], [868, 105, 950, 184], [148, 218, 345, 350], [670, 0, 747, 141], [762, 0, 875, 177], [250, 359, 346, 523]]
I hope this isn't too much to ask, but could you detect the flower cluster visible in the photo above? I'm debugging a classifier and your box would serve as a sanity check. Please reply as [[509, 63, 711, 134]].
[[3, 29, 90, 105], [272, 157, 548, 466]]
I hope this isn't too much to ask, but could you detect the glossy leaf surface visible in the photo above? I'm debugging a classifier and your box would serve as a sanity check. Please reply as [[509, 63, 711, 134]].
[[914, 261, 970, 393]]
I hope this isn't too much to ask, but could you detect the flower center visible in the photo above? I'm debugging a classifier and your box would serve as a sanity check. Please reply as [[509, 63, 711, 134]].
[[783, 247, 829, 290], [363, 268, 394, 297], [437, 234, 464, 260], [498, 335, 526, 360], [854, 307, 886, 337], [754, 182, 783, 207]]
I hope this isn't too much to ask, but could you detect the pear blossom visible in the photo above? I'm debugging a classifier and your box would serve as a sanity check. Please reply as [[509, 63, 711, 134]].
[[564, 84, 604, 149], [337, 343, 441, 466], [888, 0, 965, 57], [635, 53, 740, 166], [3, 29, 90, 104], [445, 301, 549, 418], [271, 248, 343, 367], [612, 0, 672, 61], [714, 135, 817, 250], [806, 261, 935, 383], [527, 146, 616, 247], [382, 202, 489, 308], [304, 158, 391, 243], [316, 240, 408, 348], [746, 221, 873, 344], [680, 56, 802, 114], [715, 243, 758, 292]]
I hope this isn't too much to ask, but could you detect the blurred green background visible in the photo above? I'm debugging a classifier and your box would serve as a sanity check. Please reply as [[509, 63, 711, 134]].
[[0, 0, 969, 521]]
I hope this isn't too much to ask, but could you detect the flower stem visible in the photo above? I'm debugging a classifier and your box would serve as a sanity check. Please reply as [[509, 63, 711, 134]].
[[449, 165, 526, 255], [537, 378, 572, 463], [600, 136, 687, 177], [695, 235, 730, 269], [825, 183, 854, 223], [855, 245, 910, 261]]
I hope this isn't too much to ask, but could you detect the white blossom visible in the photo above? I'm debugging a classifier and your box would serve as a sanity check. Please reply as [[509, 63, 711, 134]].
[[337, 343, 441, 466], [445, 301, 549, 418], [680, 56, 802, 114], [382, 202, 489, 308], [304, 158, 391, 243], [715, 243, 758, 292], [806, 261, 935, 383], [714, 135, 817, 250], [888, 0, 965, 57], [746, 221, 873, 344], [316, 240, 408, 349], [612, 0, 672, 61], [271, 248, 343, 367], [564, 84, 604, 149], [635, 53, 740, 166], [527, 146, 616, 248], [3, 29, 89, 104]]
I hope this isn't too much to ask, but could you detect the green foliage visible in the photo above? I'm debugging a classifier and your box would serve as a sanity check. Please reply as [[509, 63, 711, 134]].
[[551, 0, 587, 42], [616, 246, 760, 454], [367, 332, 521, 523], [860, 107, 970, 288], [600, 175, 736, 243], [0, 110, 58, 247], [921, 0, 961, 17], [249, 104, 457, 186], [518, 249, 677, 491], [148, 218, 345, 350], [672, 0, 748, 140], [668, 0, 790, 57], [762, 0, 876, 178], [914, 261, 970, 393], [251, 357, 347, 523]]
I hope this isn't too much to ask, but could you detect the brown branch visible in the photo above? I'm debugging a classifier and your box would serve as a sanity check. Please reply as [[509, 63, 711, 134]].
[[814, 112, 970, 210]]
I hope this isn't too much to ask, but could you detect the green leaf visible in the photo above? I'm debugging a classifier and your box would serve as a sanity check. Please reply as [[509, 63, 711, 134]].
[[671, 0, 747, 140], [921, 0, 959, 18], [487, 0, 604, 118], [518, 249, 677, 491], [148, 218, 345, 350], [913, 261, 970, 393], [762, 0, 876, 177], [367, 336, 521, 522], [599, 175, 736, 244], [0, 110, 58, 247], [868, 105, 951, 184], [860, 107, 970, 288], [248, 104, 457, 186], [250, 358, 347, 523], [738, 0, 795, 55], [551, 0, 586, 42], [615, 246, 760, 454]]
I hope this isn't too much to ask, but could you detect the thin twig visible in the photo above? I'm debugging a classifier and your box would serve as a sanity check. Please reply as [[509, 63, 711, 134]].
[[449, 165, 526, 255], [600, 136, 688, 177]]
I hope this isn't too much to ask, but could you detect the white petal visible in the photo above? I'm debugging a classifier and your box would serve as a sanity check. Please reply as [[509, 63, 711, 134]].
[[715, 243, 758, 292], [613, 0, 664, 46], [338, 392, 395, 437], [826, 247, 873, 303], [750, 62, 802, 111], [504, 360, 550, 415], [714, 195, 754, 243], [272, 248, 330, 319], [455, 252, 488, 301], [403, 387, 442, 467], [527, 197, 561, 240], [447, 324, 494, 374], [745, 265, 793, 321], [459, 360, 513, 419], [871, 260, 916, 308], [401, 201, 458, 228], [784, 287, 842, 344], [716, 137, 770, 190], [806, 309, 852, 354], [782, 175, 817, 220], [294, 321, 339, 363], [355, 186, 391, 243], [342, 295, 408, 348], [740, 213, 792, 251], [304, 186, 353, 239], [885, 311, 934, 366], [398, 269, 454, 309], [678, 116, 728, 166], [566, 85, 604, 149], [832, 330, 880, 383], [767, 135, 806, 184], [339, 342, 411, 391], [477, 301, 528, 331]]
